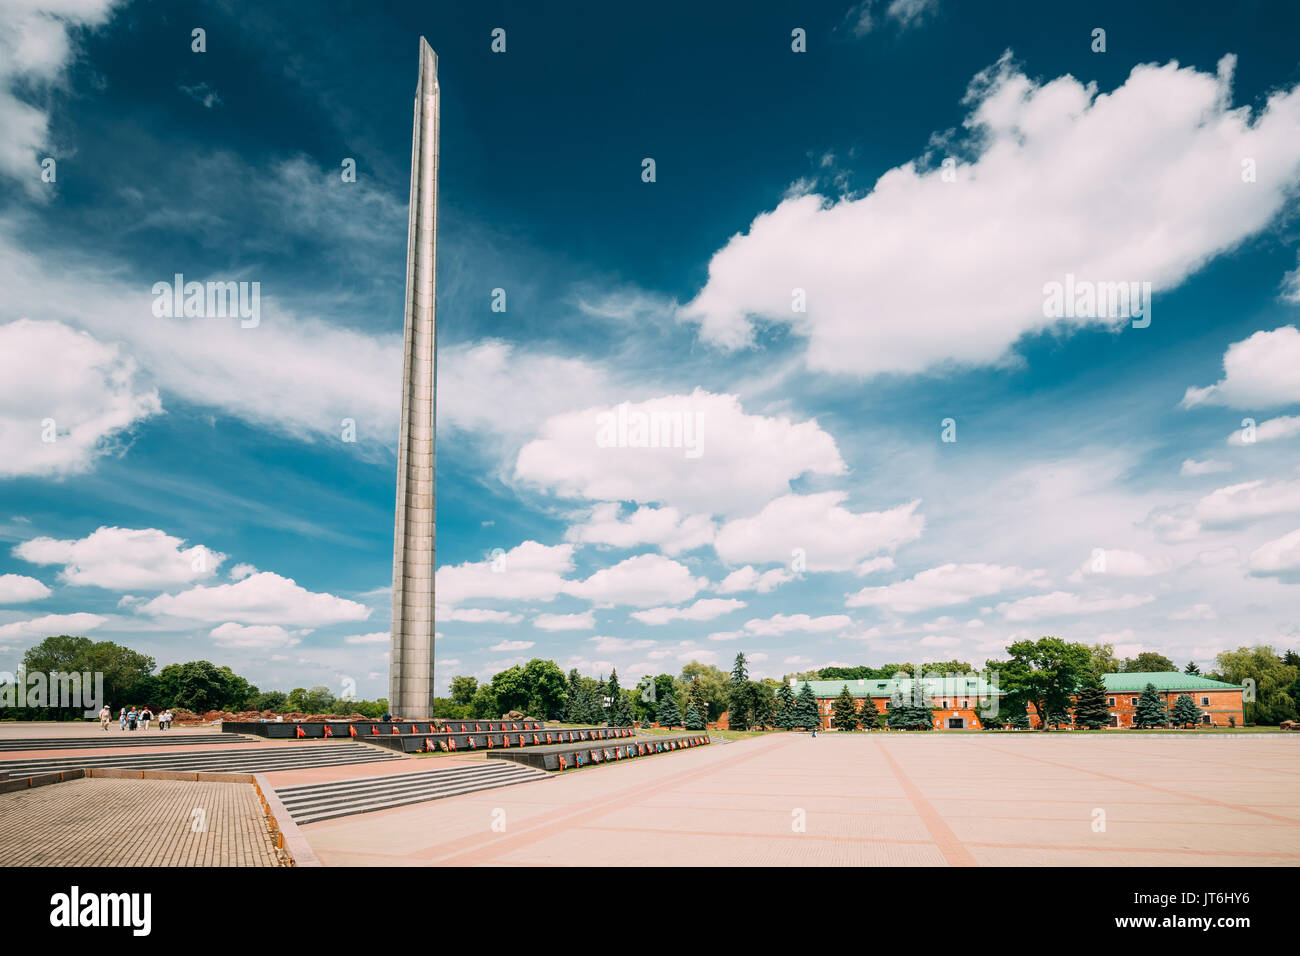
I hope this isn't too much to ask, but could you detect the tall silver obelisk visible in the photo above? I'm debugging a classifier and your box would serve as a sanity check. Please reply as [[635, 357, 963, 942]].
[[389, 37, 439, 718]]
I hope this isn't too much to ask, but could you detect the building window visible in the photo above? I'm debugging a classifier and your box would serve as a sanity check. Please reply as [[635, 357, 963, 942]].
[[1201, 697, 1210, 706], [1201, 714, 1211, 725], [1130, 697, 1139, 707], [1107, 697, 1115, 706], [962, 700, 969, 709], [942, 701, 948, 709]]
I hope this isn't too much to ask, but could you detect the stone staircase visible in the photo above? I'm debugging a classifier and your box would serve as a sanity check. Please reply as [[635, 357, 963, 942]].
[[274, 761, 550, 824], [0, 742, 403, 778], [0, 733, 240, 751]]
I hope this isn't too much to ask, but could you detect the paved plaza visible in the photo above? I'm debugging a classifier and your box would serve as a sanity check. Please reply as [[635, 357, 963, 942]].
[[0, 776, 282, 867], [286, 732, 1300, 866]]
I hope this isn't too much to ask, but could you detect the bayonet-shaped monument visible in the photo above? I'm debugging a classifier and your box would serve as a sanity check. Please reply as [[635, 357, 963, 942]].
[[389, 37, 439, 718]]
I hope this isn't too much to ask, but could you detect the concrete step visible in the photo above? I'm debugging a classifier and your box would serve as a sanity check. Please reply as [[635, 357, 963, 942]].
[[275, 762, 549, 824], [0, 733, 243, 751], [0, 742, 402, 777]]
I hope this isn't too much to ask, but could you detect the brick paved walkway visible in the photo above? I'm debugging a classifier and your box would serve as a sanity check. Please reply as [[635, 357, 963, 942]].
[[297, 732, 1300, 866], [0, 777, 282, 866]]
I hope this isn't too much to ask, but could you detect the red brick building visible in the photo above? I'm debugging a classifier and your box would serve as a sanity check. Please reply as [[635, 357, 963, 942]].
[[789, 672, 1245, 730], [793, 676, 1002, 730]]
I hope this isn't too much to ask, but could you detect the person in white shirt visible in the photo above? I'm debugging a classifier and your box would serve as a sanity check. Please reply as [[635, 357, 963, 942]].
[[99, 705, 111, 731]]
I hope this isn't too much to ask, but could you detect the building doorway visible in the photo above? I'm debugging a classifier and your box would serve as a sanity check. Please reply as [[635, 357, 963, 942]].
[[946, 717, 964, 729]]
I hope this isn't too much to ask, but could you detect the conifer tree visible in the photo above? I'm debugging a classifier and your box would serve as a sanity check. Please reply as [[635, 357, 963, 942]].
[[1073, 670, 1111, 730], [687, 677, 708, 725], [728, 653, 750, 731], [606, 669, 634, 726], [1047, 707, 1072, 730], [832, 684, 859, 731], [1184, 661, 1200, 676], [749, 681, 775, 729], [1170, 692, 1203, 728], [888, 678, 936, 730], [564, 668, 584, 723], [1009, 704, 1031, 730], [858, 692, 880, 730], [911, 680, 936, 730], [656, 691, 683, 728], [684, 704, 704, 730], [1132, 683, 1170, 728], [774, 680, 796, 730], [792, 682, 821, 730]]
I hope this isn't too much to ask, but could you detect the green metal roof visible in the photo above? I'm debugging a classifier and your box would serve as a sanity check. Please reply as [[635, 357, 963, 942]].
[[1099, 672, 1244, 692], [793, 671, 1244, 699], [794, 677, 1002, 699]]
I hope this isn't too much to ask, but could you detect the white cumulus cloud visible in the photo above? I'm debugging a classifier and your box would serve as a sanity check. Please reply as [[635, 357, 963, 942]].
[[715, 492, 923, 572], [138, 571, 370, 627], [14, 526, 224, 589], [683, 55, 1300, 377], [0, 320, 161, 477], [847, 563, 1047, 613]]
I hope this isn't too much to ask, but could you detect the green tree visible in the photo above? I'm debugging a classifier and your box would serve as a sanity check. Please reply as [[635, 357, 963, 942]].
[[252, 691, 288, 712], [831, 684, 860, 731], [19, 635, 157, 719], [728, 653, 750, 731], [1184, 661, 1200, 676], [488, 665, 529, 714], [302, 685, 335, 713], [1088, 643, 1121, 675], [684, 704, 704, 730], [680, 661, 730, 723], [887, 677, 935, 730], [774, 680, 796, 729], [469, 684, 498, 719], [792, 682, 821, 731], [1121, 652, 1178, 673], [1072, 671, 1110, 730], [521, 659, 568, 718], [656, 691, 683, 728], [749, 681, 775, 729], [857, 693, 880, 730], [1213, 646, 1299, 726], [607, 668, 635, 726], [450, 675, 478, 706], [157, 661, 237, 712], [1132, 683, 1170, 728], [1170, 693, 1203, 728], [686, 676, 708, 725], [1003, 637, 1091, 731]]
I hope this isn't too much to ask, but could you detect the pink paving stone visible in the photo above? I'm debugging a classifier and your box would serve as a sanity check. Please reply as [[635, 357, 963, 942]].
[[292, 732, 1300, 867]]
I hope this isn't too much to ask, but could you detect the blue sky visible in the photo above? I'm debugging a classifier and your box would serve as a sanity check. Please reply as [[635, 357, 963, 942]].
[[3, 0, 1300, 700]]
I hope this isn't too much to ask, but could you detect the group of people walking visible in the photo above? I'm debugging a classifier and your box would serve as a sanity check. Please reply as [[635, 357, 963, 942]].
[[98, 705, 175, 731]]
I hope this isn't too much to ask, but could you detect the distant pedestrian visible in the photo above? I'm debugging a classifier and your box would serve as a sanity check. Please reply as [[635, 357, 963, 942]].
[[99, 705, 111, 731], [119, 707, 127, 731], [160, 710, 172, 731], [140, 707, 153, 731], [127, 708, 138, 731], [811, 725, 817, 738]]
